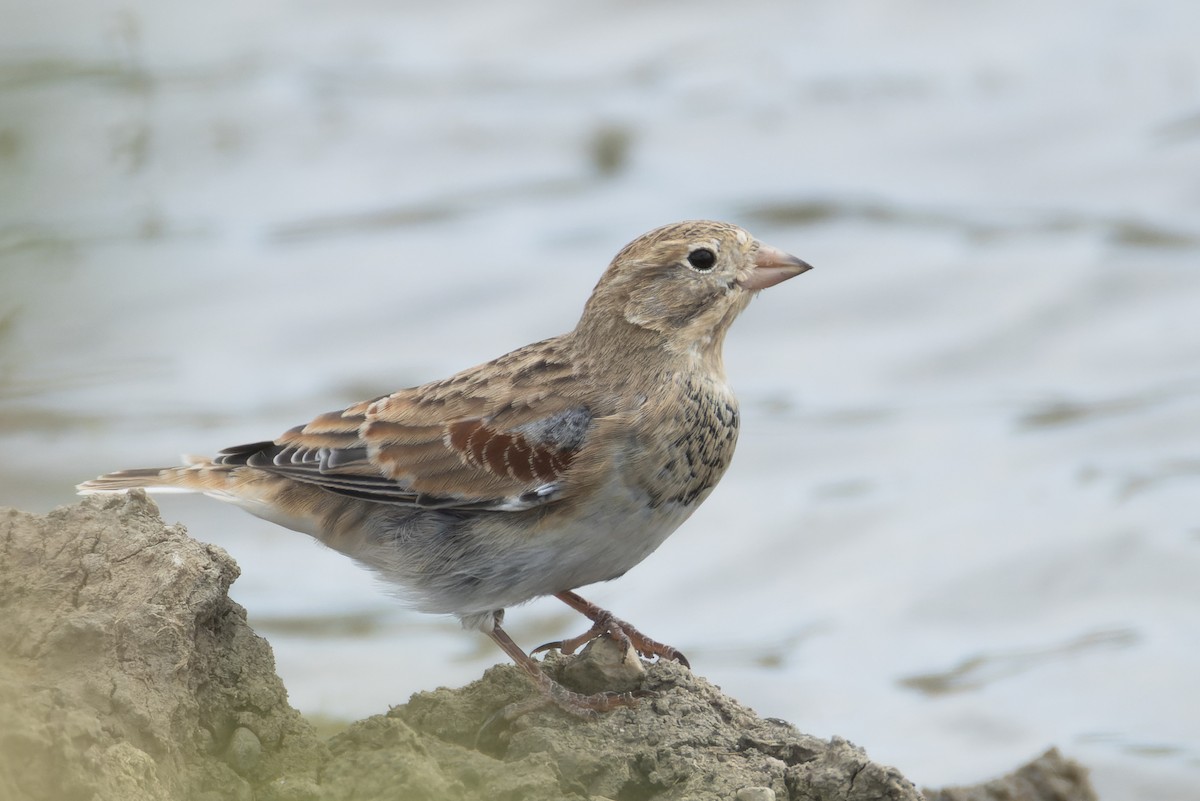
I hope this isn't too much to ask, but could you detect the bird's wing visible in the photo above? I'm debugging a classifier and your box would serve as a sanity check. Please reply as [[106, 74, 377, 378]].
[[214, 340, 597, 511]]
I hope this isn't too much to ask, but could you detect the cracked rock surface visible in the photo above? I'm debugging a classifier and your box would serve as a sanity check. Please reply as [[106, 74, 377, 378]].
[[0, 496, 1097, 801], [0, 494, 327, 801]]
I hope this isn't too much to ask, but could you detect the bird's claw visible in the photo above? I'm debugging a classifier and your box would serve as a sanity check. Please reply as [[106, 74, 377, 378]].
[[530, 639, 565, 656]]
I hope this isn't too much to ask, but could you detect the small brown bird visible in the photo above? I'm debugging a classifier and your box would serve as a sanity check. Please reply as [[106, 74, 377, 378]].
[[79, 220, 810, 714]]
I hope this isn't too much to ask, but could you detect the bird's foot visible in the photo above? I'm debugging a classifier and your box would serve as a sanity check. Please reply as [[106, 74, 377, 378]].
[[485, 615, 650, 722], [531, 590, 690, 667]]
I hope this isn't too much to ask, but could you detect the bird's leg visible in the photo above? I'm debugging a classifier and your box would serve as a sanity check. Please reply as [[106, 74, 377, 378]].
[[485, 613, 641, 719], [532, 590, 690, 668]]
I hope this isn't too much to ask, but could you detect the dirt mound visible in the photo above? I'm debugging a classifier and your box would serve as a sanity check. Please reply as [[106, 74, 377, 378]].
[[0, 495, 1096, 801]]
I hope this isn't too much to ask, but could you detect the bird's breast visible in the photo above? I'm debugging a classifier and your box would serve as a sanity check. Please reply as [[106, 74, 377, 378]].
[[639, 374, 740, 509]]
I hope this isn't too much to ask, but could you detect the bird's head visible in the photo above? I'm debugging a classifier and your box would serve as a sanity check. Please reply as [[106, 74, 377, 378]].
[[576, 220, 811, 366]]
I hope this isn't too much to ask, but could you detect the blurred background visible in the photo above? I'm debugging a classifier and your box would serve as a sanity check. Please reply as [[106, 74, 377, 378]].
[[2, 0, 1198, 797]]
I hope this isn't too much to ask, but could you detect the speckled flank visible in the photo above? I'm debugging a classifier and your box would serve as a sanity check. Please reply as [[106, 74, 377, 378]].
[[650, 375, 739, 507]]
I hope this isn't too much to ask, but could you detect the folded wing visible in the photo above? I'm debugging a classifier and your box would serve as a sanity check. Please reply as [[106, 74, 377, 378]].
[[215, 346, 594, 512]]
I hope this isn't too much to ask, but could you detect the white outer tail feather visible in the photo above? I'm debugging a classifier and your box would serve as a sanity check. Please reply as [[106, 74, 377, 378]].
[[76, 456, 216, 496], [78, 485, 197, 495]]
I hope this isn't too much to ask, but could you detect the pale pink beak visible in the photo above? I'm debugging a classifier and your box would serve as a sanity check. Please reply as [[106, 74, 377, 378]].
[[738, 243, 812, 291]]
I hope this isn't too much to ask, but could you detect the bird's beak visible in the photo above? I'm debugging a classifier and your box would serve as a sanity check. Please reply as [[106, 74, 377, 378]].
[[738, 243, 813, 291]]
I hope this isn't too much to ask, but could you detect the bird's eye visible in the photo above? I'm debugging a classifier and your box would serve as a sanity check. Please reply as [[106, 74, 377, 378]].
[[687, 248, 716, 272]]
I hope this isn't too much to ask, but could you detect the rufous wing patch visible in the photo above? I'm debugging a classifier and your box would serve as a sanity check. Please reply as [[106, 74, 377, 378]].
[[445, 419, 573, 483]]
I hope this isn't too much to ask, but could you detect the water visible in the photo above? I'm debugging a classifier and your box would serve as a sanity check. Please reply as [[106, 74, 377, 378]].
[[3, 1, 1199, 797]]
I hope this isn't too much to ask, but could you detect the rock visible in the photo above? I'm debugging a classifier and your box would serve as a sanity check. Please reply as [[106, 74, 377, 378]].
[[923, 747, 1098, 801], [0, 494, 326, 801], [395, 655, 918, 801], [736, 787, 777, 801], [559, 633, 646, 694], [226, 727, 265, 776], [0, 496, 1100, 801]]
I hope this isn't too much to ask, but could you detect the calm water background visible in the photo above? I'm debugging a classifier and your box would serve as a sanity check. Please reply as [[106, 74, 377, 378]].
[[3, 1, 1199, 797]]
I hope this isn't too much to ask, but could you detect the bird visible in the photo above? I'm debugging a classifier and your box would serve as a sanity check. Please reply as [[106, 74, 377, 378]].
[[78, 220, 811, 715]]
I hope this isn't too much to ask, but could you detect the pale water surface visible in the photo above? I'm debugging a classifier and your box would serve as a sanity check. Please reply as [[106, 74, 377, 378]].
[[2, 1, 1199, 798]]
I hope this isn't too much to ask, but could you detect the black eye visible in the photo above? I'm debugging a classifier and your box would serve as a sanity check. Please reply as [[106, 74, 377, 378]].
[[687, 248, 716, 271]]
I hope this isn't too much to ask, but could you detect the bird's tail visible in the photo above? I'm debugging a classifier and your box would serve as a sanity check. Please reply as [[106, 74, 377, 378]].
[[78, 457, 323, 538], [77, 457, 228, 495]]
